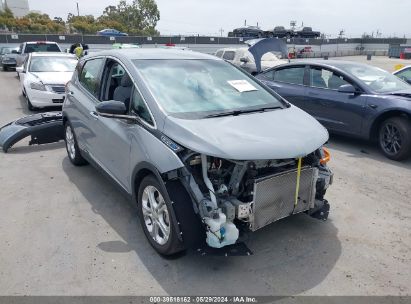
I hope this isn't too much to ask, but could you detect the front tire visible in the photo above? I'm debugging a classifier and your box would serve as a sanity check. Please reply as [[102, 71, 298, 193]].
[[64, 122, 88, 166], [378, 117, 411, 161], [24, 91, 37, 111], [137, 175, 183, 256]]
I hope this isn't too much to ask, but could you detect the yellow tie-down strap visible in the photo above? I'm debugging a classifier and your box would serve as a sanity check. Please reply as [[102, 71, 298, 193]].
[[294, 157, 303, 207]]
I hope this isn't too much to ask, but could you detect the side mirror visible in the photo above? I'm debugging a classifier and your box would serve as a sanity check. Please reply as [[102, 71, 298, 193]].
[[95, 100, 127, 118], [338, 84, 360, 94], [11, 50, 18, 54], [240, 57, 249, 63], [16, 66, 24, 73]]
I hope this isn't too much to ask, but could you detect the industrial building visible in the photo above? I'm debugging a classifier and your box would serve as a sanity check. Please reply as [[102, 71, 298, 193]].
[[1, 0, 29, 17]]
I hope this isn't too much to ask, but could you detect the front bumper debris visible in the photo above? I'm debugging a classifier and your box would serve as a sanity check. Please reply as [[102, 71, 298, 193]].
[[0, 111, 64, 153]]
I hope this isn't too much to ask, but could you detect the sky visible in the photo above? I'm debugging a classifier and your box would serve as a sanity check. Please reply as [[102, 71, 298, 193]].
[[27, 0, 411, 38]]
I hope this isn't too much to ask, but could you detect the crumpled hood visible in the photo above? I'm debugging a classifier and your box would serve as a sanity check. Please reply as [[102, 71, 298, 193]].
[[163, 106, 329, 160], [32, 72, 74, 85]]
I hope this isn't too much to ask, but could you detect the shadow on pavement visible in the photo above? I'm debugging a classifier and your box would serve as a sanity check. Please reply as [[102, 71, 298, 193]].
[[62, 157, 341, 296], [327, 134, 411, 168]]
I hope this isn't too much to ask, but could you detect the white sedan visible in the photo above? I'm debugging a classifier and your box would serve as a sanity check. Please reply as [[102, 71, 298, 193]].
[[16, 52, 78, 111]]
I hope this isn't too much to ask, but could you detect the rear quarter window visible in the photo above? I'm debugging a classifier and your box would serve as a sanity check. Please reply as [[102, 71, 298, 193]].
[[222, 51, 235, 61]]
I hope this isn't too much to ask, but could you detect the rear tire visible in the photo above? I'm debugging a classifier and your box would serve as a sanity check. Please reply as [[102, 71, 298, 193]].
[[137, 175, 183, 256], [378, 117, 411, 161], [64, 122, 88, 166]]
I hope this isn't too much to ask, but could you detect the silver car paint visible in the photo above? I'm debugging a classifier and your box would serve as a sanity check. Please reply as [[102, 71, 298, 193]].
[[163, 105, 329, 160], [64, 49, 328, 194]]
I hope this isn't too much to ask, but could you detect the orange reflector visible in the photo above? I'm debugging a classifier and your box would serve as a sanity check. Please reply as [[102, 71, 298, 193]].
[[320, 147, 331, 165]]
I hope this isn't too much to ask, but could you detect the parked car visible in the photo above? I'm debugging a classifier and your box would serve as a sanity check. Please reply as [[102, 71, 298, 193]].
[[295, 27, 321, 38], [97, 29, 128, 37], [256, 60, 411, 160], [16, 52, 77, 111], [232, 26, 264, 38], [394, 66, 411, 84], [215, 38, 288, 75], [16, 41, 62, 74], [63, 49, 333, 256], [265, 26, 294, 38], [215, 47, 286, 75], [1, 47, 19, 71], [296, 46, 314, 58], [0, 46, 18, 61]]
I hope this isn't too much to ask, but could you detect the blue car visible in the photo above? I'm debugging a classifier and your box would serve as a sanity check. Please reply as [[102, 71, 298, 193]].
[[256, 60, 411, 160], [97, 28, 128, 37]]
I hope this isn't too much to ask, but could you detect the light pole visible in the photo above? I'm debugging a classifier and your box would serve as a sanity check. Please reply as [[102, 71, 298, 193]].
[[76, 2, 80, 17]]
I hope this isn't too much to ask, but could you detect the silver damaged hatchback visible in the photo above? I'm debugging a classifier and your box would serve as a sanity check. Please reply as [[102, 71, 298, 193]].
[[63, 49, 333, 256]]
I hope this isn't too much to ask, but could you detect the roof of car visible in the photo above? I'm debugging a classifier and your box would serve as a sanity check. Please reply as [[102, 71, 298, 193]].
[[276, 59, 375, 69], [25, 41, 59, 44], [90, 48, 221, 61], [30, 52, 76, 57]]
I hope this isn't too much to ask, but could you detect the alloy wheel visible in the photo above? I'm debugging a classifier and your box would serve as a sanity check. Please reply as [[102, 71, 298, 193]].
[[65, 125, 76, 160], [380, 123, 402, 156], [141, 185, 170, 246]]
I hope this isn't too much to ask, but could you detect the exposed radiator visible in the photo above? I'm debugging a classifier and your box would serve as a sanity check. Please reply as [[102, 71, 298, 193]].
[[250, 167, 318, 231]]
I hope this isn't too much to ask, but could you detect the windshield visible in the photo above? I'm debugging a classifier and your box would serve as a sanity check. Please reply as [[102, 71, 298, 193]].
[[29, 57, 78, 72], [25, 43, 60, 53], [337, 63, 410, 93], [133, 59, 284, 118]]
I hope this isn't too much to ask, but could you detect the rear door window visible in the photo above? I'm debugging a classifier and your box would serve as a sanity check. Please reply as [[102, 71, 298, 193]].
[[79, 58, 105, 99], [274, 66, 305, 85]]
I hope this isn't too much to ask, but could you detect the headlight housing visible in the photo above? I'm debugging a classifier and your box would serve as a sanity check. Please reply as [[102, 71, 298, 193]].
[[320, 147, 331, 165], [30, 82, 46, 91]]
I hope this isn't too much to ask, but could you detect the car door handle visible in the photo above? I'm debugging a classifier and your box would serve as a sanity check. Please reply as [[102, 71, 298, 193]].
[[89, 111, 99, 119], [368, 104, 378, 109]]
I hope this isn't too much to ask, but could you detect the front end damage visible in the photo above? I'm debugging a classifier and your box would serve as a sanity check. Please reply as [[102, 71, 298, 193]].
[[0, 112, 64, 153], [165, 148, 333, 254]]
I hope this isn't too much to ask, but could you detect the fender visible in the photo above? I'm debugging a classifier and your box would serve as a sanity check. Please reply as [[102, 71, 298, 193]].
[[0, 112, 64, 153]]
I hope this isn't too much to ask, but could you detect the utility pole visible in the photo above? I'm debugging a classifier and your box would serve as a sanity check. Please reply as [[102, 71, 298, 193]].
[[76, 2, 80, 16], [219, 28, 224, 37], [244, 19, 247, 27]]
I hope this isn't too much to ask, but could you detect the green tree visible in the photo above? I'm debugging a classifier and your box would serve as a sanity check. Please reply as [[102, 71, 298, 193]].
[[0, 7, 15, 30], [98, 0, 160, 35]]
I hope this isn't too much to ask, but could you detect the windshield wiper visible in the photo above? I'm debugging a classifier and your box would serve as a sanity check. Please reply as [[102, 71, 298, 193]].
[[204, 106, 282, 118]]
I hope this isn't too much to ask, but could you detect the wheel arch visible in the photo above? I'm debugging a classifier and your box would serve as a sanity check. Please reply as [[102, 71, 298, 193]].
[[369, 110, 411, 141], [131, 162, 165, 204]]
